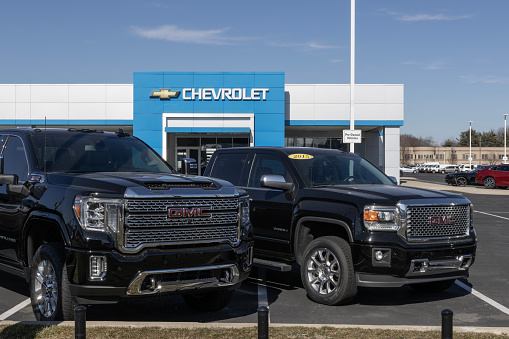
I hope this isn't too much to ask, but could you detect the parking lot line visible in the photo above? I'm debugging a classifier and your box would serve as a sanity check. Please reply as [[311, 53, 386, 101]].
[[0, 298, 30, 321], [455, 281, 509, 316], [475, 210, 509, 221]]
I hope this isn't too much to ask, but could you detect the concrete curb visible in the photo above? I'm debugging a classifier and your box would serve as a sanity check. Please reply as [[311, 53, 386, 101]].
[[0, 320, 508, 335]]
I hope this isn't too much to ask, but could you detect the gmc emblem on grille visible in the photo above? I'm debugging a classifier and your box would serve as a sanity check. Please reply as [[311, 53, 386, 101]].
[[168, 207, 211, 218], [430, 216, 455, 225]]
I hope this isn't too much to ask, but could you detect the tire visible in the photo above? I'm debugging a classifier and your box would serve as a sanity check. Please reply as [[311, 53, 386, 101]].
[[409, 279, 456, 292], [441, 170, 445, 174], [30, 242, 76, 321], [300, 236, 357, 306], [182, 289, 235, 312], [456, 177, 467, 187], [484, 177, 496, 189]]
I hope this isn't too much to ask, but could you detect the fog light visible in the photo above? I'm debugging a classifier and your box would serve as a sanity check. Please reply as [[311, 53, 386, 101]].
[[89, 256, 107, 281], [374, 250, 383, 261]]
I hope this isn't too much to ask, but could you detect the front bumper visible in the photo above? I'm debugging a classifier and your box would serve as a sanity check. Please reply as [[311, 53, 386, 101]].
[[66, 240, 253, 304], [352, 242, 476, 287]]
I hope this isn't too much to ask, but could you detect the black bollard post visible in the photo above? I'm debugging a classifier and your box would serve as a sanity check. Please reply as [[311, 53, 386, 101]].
[[257, 306, 269, 339], [75, 306, 86, 339], [441, 309, 453, 339]]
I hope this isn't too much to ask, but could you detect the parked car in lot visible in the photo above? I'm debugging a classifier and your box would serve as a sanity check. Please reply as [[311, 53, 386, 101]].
[[0, 128, 253, 321], [440, 165, 459, 174], [205, 147, 476, 306], [445, 165, 491, 186], [476, 164, 509, 189], [433, 164, 458, 174], [459, 164, 477, 172], [399, 165, 417, 176]]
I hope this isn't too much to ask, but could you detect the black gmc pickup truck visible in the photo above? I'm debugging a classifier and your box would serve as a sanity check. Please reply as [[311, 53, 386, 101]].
[[204, 147, 476, 306], [0, 128, 253, 320]]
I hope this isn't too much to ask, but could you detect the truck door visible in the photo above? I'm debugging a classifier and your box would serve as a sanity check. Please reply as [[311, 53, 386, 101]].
[[0, 135, 30, 268], [243, 153, 295, 259]]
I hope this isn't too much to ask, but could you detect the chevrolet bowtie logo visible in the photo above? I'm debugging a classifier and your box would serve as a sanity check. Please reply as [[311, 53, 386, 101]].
[[150, 89, 181, 100]]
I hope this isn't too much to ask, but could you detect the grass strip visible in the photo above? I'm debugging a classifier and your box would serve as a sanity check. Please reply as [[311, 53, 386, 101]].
[[1, 325, 508, 339]]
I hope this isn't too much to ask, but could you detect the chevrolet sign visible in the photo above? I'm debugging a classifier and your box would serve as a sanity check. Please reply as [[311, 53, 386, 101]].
[[182, 88, 269, 101]]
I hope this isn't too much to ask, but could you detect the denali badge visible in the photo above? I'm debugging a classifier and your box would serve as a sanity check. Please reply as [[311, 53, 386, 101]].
[[168, 207, 211, 218], [430, 216, 455, 225]]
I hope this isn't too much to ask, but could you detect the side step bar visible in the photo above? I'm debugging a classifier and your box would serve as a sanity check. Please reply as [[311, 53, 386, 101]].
[[253, 258, 293, 272]]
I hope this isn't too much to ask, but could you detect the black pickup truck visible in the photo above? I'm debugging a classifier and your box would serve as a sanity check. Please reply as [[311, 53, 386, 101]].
[[0, 128, 253, 320], [204, 147, 476, 306]]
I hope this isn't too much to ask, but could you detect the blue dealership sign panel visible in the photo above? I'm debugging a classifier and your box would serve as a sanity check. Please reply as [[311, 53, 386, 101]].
[[133, 72, 285, 154]]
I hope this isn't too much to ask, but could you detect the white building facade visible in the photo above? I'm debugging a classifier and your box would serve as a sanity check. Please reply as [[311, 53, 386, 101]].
[[0, 72, 404, 180]]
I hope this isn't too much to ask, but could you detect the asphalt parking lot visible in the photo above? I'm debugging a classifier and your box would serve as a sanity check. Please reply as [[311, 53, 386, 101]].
[[1, 173, 508, 329]]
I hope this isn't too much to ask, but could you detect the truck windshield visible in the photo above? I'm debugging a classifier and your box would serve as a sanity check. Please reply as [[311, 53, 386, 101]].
[[290, 154, 394, 187], [31, 132, 175, 174]]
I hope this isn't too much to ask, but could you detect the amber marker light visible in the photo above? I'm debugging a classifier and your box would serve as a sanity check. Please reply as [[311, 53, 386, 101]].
[[364, 210, 379, 221]]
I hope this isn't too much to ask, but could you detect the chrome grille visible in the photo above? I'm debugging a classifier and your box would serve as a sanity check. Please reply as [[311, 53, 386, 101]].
[[126, 198, 238, 212], [126, 212, 238, 228], [123, 197, 239, 251], [407, 205, 469, 240]]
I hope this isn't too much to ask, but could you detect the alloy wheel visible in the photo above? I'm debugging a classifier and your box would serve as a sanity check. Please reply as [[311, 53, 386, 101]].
[[457, 177, 467, 187], [306, 248, 341, 295], [34, 259, 59, 318], [484, 177, 496, 189]]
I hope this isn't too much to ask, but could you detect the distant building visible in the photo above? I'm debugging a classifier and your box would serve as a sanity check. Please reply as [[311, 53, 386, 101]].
[[401, 146, 509, 166]]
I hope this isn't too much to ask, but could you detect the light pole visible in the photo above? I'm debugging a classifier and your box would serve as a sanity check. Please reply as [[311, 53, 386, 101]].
[[349, 0, 356, 153], [504, 114, 508, 162], [469, 121, 473, 168]]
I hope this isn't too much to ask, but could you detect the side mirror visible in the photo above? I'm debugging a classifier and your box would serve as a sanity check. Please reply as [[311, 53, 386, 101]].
[[260, 174, 294, 191], [181, 158, 198, 175], [7, 183, 31, 199], [389, 176, 398, 185], [0, 174, 18, 185]]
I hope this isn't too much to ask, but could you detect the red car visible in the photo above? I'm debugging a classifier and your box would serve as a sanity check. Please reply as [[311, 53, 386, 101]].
[[476, 164, 509, 189]]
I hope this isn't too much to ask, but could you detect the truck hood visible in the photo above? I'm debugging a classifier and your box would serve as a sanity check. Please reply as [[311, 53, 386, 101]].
[[46, 172, 238, 197], [314, 184, 467, 204]]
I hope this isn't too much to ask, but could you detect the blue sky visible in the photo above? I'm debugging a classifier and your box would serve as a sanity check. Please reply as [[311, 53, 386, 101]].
[[1, 0, 508, 144]]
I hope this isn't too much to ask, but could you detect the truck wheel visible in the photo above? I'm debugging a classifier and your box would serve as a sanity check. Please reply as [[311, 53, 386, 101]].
[[484, 177, 496, 189], [182, 289, 235, 312], [30, 242, 76, 321], [410, 279, 456, 292], [300, 236, 357, 305], [456, 177, 467, 187]]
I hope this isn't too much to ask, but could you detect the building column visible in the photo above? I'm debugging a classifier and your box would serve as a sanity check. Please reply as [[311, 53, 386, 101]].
[[384, 127, 401, 182]]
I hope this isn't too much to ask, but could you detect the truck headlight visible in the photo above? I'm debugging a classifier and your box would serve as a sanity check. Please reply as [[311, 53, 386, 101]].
[[364, 205, 401, 231], [73, 196, 124, 233], [239, 196, 251, 240]]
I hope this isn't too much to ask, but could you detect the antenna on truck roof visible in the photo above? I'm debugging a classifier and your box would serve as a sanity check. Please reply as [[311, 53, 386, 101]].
[[43, 117, 47, 174]]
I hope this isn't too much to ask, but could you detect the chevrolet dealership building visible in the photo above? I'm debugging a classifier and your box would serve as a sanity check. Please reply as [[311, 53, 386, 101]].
[[0, 72, 403, 179]]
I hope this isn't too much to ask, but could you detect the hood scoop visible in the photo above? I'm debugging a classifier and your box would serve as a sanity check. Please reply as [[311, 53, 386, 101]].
[[145, 182, 217, 190]]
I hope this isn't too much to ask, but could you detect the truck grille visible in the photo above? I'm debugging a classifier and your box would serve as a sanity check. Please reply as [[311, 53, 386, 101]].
[[126, 198, 238, 212], [407, 205, 470, 240], [123, 197, 240, 251]]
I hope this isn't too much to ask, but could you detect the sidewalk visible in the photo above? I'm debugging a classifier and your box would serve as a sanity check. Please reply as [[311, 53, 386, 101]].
[[400, 176, 509, 195]]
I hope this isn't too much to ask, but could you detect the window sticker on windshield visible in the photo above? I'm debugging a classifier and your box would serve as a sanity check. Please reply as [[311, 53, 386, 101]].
[[288, 154, 313, 159]]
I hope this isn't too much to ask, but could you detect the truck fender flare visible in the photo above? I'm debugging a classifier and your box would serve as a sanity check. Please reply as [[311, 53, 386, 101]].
[[21, 211, 71, 266], [293, 216, 354, 263]]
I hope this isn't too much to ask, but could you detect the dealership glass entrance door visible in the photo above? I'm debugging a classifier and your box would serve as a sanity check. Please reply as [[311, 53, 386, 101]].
[[175, 135, 250, 175]]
